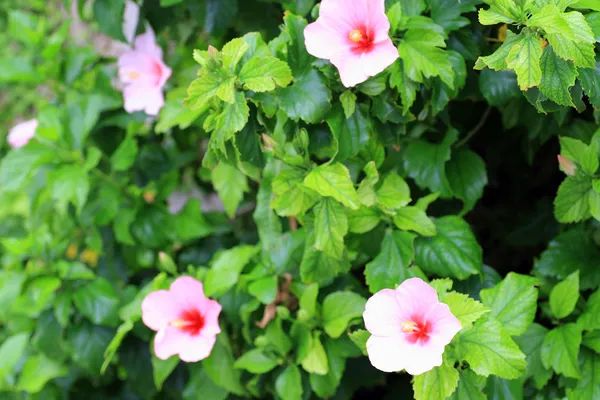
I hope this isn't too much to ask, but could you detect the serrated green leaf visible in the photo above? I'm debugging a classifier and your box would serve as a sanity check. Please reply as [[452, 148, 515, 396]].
[[538, 45, 578, 106], [279, 69, 332, 123], [478, 0, 522, 25], [389, 59, 419, 114], [514, 323, 553, 389], [568, 349, 600, 400], [322, 292, 367, 338], [326, 104, 369, 162], [347, 207, 380, 234], [300, 230, 350, 284], [211, 161, 249, 218], [376, 172, 411, 213], [304, 163, 360, 210], [480, 272, 539, 336], [313, 198, 348, 260], [549, 270, 580, 319], [446, 149, 488, 214], [392, 207, 436, 236], [413, 362, 459, 400], [211, 91, 250, 153], [579, 289, 600, 331], [528, 5, 576, 39], [339, 90, 357, 118], [475, 30, 521, 71], [349, 329, 370, 355], [506, 30, 544, 90], [442, 292, 489, 330], [583, 330, 600, 352], [203, 334, 246, 395], [559, 136, 598, 175], [541, 323, 582, 378], [554, 175, 593, 223], [579, 61, 600, 108], [221, 38, 249, 73], [455, 318, 527, 379], [365, 230, 420, 293], [204, 245, 259, 297], [414, 216, 483, 280], [239, 56, 293, 92], [448, 369, 486, 400]]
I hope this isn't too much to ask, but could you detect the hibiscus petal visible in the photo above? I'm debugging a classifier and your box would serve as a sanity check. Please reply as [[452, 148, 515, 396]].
[[123, 84, 164, 116], [169, 276, 210, 310], [179, 335, 217, 362], [141, 289, 180, 331], [366, 335, 407, 372], [401, 343, 445, 376], [395, 278, 440, 317], [154, 326, 186, 360], [425, 302, 462, 347], [200, 298, 223, 337], [362, 40, 398, 77], [335, 52, 370, 87], [363, 289, 403, 337], [134, 29, 163, 59]]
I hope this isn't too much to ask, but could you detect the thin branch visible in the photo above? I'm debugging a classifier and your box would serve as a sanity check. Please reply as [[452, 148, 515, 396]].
[[455, 106, 493, 148]]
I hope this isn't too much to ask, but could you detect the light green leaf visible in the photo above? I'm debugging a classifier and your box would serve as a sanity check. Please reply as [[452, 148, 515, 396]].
[[301, 332, 329, 375], [186, 71, 228, 109], [313, 198, 348, 260], [0, 332, 30, 379], [365, 230, 419, 293], [347, 206, 380, 234], [541, 322, 582, 378], [478, 0, 522, 25], [414, 216, 483, 280], [549, 270, 580, 319], [211, 91, 250, 153], [234, 348, 278, 374], [528, 5, 575, 39], [340, 90, 357, 118], [349, 329, 369, 356], [583, 330, 600, 352], [578, 289, 600, 330], [221, 38, 249, 72], [204, 245, 259, 297], [275, 365, 303, 400], [48, 165, 89, 214], [447, 369, 486, 400], [16, 354, 68, 393], [480, 272, 539, 336], [413, 362, 459, 400], [322, 291, 367, 338], [475, 30, 521, 71], [111, 134, 138, 171], [554, 175, 593, 223], [442, 292, 489, 330], [300, 231, 350, 284], [376, 172, 411, 213], [560, 136, 599, 175], [271, 168, 320, 216], [248, 276, 278, 304], [506, 30, 544, 90], [304, 163, 360, 210], [211, 161, 249, 218], [568, 349, 600, 400], [539, 45, 578, 106], [455, 318, 527, 379], [239, 56, 293, 92], [392, 207, 436, 236]]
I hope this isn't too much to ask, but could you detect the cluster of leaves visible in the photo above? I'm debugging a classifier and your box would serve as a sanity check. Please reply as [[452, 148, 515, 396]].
[[1, 0, 600, 399]]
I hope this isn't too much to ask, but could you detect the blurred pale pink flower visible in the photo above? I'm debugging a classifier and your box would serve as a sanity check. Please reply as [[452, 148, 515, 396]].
[[557, 155, 576, 176], [8, 119, 38, 148], [122, 1, 140, 44], [304, 0, 399, 87], [142, 276, 222, 362], [118, 28, 171, 116], [363, 278, 461, 375]]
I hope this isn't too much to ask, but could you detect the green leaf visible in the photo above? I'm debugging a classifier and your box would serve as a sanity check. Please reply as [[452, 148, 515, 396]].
[[528, 5, 575, 38], [279, 70, 332, 123], [480, 272, 539, 336], [73, 278, 120, 326], [248, 276, 278, 304], [414, 216, 483, 280], [111, 134, 138, 171], [313, 198, 348, 260], [322, 291, 367, 338], [326, 104, 369, 162], [365, 230, 418, 293], [514, 323, 553, 389], [282, 13, 311, 75], [446, 149, 488, 214], [535, 228, 600, 290], [300, 231, 350, 284], [93, 0, 125, 41], [204, 245, 259, 297], [349, 329, 369, 356], [347, 206, 380, 234], [301, 332, 329, 375], [455, 318, 527, 379], [475, 30, 521, 71], [541, 323, 582, 378], [275, 365, 303, 400], [413, 362, 459, 400], [506, 30, 544, 90], [234, 348, 278, 374], [429, 0, 479, 32], [376, 172, 411, 213], [211, 161, 249, 218], [211, 91, 250, 152], [579, 288, 600, 330], [579, 62, 600, 109], [478, 0, 521, 24], [0, 332, 29, 379], [546, 12, 596, 68], [48, 165, 90, 215], [583, 330, 600, 353], [392, 207, 436, 236], [398, 29, 455, 88], [403, 130, 457, 196], [69, 322, 114, 374], [539, 45, 578, 106], [442, 292, 489, 330], [266, 318, 293, 355], [16, 354, 68, 394], [554, 175, 593, 223], [389, 60, 419, 114], [203, 334, 246, 395], [221, 38, 249, 73], [309, 337, 346, 397], [304, 163, 360, 210], [0, 144, 53, 191], [340, 90, 357, 118], [479, 69, 521, 106], [568, 349, 600, 400], [152, 355, 179, 391], [183, 366, 228, 400], [549, 270, 580, 319], [447, 369, 486, 400], [560, 136, 598, 175], [186, 71, 227, 110], [239, 56, 293, 92], [174, 199, 214, 241], [271, 169, 320, 216]]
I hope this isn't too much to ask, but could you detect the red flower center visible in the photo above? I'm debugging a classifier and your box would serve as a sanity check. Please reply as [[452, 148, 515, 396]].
[[348, 26, 374, 53], [401, 316, 432, 344], [170, 308, 205, 336]]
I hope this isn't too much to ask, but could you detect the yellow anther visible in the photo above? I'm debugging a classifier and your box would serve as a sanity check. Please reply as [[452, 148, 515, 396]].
[[170, 319, 186, 329], [401, 320, 418, 333], [349, 30, 363, 43], [128, 71, 141, 80]]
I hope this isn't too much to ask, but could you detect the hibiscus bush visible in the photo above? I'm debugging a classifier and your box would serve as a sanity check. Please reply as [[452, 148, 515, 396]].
[[2, 0, 600, 398]]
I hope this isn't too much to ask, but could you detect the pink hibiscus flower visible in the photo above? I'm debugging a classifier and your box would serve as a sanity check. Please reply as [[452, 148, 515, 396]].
[[141, 276, 222, 362], [557, 155, 576, 176], [363, 278, 461, 375], [118, 28, 172, 116], [304, 0, 399, 87], [8, 119, 38, 149]]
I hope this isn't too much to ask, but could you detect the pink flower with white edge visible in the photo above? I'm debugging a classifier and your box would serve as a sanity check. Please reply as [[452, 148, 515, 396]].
[[363, 278, 461, 375], [8, 119, 38, 149], [118, 28, 172, 116], [141, 276, 222, 362], [304, 0, 399, 87]]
